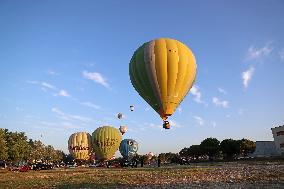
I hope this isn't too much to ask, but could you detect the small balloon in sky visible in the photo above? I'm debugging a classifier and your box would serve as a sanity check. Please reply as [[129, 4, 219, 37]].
[[117, 113, 123, 119], [119, 125, 127, 135]]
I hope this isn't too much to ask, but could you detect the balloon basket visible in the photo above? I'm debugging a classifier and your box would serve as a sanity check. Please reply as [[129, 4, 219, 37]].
[[163, 121, 170, 129]]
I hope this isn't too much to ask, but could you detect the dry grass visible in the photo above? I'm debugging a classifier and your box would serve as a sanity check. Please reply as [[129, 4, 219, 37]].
[[0, 161, 283, 188]]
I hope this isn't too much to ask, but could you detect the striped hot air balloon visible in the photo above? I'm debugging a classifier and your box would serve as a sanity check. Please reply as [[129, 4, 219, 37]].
[[92, 126, 122, 161], [129, 38, 197, 129], [68, 132, 92, 160]]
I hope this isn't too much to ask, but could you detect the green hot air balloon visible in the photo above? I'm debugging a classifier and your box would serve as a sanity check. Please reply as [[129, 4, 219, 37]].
[[129, 38, 197, 129], [92, 126, 122, 161]]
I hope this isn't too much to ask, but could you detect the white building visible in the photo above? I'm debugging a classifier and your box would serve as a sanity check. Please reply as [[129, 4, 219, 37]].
[[271, 125, 284, 155], [251, 141, 278, 157]]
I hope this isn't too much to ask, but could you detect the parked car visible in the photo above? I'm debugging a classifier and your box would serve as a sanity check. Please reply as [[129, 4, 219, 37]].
[[0, 161, 6, 169], [66, 164, 76, 169], [19, 165, 31, 172], [88, 164, 97, 168], [32, 163, 53, 170], [179, 158, 190, 165]]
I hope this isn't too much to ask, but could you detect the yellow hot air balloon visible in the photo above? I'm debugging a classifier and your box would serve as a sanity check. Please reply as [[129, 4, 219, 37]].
[[68, 132, 92, 160], [129, 38, 197, 129], [92, 126, 122, 161]]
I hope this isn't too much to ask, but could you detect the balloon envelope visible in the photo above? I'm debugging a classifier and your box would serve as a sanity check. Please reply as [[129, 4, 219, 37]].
[[68, 132, 92, 160], [119, 139, 138, 159], [129, 38, 197, 121], [92, 126, 122, 161], [117, 113, 123, 119], [119, 125, 127, 135], [148, 152, 154, 159]]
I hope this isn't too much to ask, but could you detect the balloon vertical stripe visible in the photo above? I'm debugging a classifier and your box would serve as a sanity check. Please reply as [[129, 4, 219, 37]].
[[129, 38, 197, 121]]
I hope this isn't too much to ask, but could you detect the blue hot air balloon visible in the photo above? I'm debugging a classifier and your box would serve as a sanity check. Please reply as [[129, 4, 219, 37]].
[[119, 139, 138, 159]]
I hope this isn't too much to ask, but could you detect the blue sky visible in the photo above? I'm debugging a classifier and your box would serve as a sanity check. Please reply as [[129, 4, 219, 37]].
[[1, 0, 284, 155]]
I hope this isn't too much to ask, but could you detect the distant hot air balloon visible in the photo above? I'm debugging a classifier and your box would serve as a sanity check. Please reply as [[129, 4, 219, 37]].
[[119, 139, 138, 160], [129, 38, 197, 129], [92, 126, 122, 161], [68, 132, 92, 161], [119, 125, 127, 135], [147, 152, 154, 159], [130, 105, 134, 111], [117, 113, 123, 119]]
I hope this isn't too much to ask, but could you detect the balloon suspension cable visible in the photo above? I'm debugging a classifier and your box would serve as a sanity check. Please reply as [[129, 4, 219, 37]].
[[162, 116, 168, 121]]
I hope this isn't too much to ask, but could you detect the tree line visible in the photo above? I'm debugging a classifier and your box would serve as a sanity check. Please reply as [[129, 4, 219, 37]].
[[0, 128, 65, 165], [0, 128, 256, 166], [178, 137, 256, 162], [117, 138, 257, 166]]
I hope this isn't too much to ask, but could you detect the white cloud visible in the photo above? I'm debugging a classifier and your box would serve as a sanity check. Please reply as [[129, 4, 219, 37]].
[[58, 89, 71, 97], [211, 121, 216, 128], [168, 120, 182, 128], [212, 97, 229, 108], [279, 49, 284, 61], [61, 122, 83, 129], [26, 80, 39, 84], [218, 88, 227, 95], [246, 44, 273, 61], [82, 70, 109, 88], [51, 107, 92, 123], [238, 108, 244, 115], [80, 102, 100, 109], [46, 70, 58, 75], [242, 66, 255, 88], [27, 80, 56, 90], [190, 85, 204, 104], [16, 107, 23, 112], [194, 116, 204, 126], [144, 122, 162, 129], [41, 82, 55, 90]]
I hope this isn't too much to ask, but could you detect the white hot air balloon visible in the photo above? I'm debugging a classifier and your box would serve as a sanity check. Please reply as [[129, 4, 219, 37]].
[[119, 126, 127, 135]]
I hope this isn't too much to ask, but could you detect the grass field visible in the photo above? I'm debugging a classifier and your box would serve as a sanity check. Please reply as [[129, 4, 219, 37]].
[[0, 161, 283, 188]]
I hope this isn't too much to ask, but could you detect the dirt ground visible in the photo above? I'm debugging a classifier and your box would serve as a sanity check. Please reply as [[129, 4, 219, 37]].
[[0, 161, 283, 188]]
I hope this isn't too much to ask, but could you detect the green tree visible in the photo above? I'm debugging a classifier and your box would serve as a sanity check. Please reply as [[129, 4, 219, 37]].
[[6, 131, 30, 163], [220, 139, 240, 160], [29, 140, 46, 163], [200, 138, 220, 161], [63, 154, 75, 165], [2, 128, 65, 165], [188, 145, 203, 160], [239, 138, 256, 157], [0, 129, 8, 160], [170, 153, 181, 164], [140, 155, 150, 165], [179, 148, 189, 158], [163, 152, 180, 163], [53, 150, 64, 164], [158, 153, 166, 163]]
